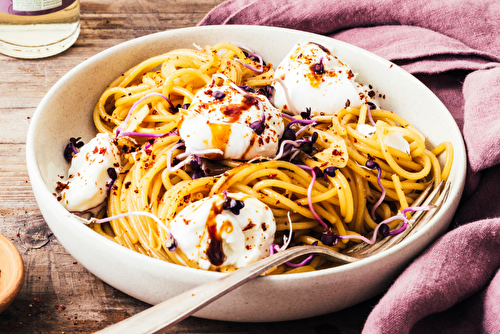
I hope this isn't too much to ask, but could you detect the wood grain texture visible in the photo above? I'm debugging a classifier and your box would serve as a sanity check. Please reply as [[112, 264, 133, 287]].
[[0, 0, 375, 332]]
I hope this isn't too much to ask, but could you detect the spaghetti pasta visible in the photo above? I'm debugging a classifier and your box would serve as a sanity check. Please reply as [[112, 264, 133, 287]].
[[77, 42, 454, 273]]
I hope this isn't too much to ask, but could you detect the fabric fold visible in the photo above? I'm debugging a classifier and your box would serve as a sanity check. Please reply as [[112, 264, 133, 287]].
[[363, 220, 500, 333], [198, 0, 500, 332]]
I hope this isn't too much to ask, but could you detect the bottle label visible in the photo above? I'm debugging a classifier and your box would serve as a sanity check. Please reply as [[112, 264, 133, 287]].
[[0, 0, 76, 15]]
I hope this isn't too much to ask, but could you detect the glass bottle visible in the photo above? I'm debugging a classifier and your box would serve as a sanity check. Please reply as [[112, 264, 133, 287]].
[[0, 0, 80, 59]]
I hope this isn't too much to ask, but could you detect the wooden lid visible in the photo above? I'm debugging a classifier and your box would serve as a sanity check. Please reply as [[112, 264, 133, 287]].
[[0, 234, 24, 313]]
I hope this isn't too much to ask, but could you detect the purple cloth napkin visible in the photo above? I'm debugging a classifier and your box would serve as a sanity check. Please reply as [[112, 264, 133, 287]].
[[199, 1, 500, 332]]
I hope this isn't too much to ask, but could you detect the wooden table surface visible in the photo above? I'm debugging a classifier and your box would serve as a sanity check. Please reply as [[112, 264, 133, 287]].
[[0, 1, 380, 332]]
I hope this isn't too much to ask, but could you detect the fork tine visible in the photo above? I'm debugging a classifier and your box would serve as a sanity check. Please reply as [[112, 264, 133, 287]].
[[354, 180, 448, 258], [343, 180, 437, 255], [405, 180, 450, 239]]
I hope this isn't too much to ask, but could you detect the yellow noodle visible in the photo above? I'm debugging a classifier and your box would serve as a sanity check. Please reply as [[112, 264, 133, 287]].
[[86, 42, 453, 275]]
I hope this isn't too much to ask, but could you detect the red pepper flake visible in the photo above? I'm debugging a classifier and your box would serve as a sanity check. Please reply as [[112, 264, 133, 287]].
[[332, 149, 343, 156], [268, 174, 277, 179], [55, 305, 66, 312], [34, 297, 41, 302], [347, 69, 354, 80], [243, 222, 256, 231], [55, 181, 69, 192]]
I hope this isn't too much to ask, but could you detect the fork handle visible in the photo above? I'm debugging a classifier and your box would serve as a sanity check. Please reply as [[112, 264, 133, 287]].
[[95, 245, 355, 334]]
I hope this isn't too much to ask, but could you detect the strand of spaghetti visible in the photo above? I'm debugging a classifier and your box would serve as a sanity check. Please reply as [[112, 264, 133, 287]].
[[228, 182, 287, 213], [369, 163, 385, 220], [350, 140, 422, 171], [242, 168, 292, 186], [331, 171, 354, 223], [307, 168, 328, 229], [423, 149, 442, 186], [162, 178, 218, 222], [391, 174, 410, 218], [352, 172, 368, 234], [338, 107, 425, 141], [358, 104, 368, 126], [122, 92, 175, 127], [376, 121, 432, 180], [162, 68, 211, 97], [252, 180, 339, 206], [107, 173, 139, 244], [431, 142, 453, 180]]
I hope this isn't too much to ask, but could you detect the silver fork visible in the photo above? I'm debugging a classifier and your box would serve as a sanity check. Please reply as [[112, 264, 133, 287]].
[[95, 245, 358, 334], [344, 180, 448, 258], [95, 181, 449, 334]]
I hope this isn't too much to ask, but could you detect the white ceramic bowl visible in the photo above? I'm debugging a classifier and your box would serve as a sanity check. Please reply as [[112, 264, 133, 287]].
[[26, 25, 467, 322]]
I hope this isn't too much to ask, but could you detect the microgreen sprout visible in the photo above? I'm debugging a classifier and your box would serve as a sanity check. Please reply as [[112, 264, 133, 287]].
[[334, 204, 437, 244], [189, 155, 206, 179], [122, 92, 176, 125], [270, 241, 317, 268], [166, 141, 187, 173], [236, 52, 264, 73], [63, 137, 84, 162], [297, 165, 329, 230], [323, 166, 337, 181], [106, 167, 117, 195], [365, 155, 385, 221], [273, 78, 298, 115], [212, 90, 226, 100], [167, 141, 222, 175], [367, 102, 376, 126], [320, 230, 338, 246], [274, 130, 318, 161], [114, 92, 178, 140], [116, 130, 173, 139], [221, 190, 245, 215], [249, 102, 266, 135], [301, 107, 312, 120], [89, 211, 177, 251], [312, 57, 325, 75]]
